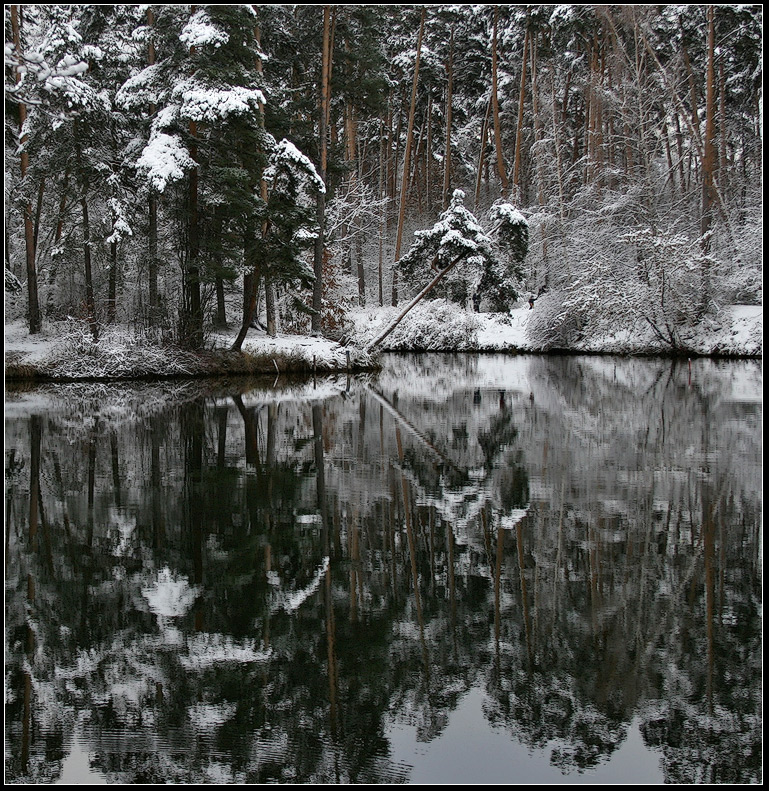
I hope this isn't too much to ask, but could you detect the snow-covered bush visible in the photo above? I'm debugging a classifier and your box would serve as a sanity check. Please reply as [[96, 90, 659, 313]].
[[525, 291, 583, 350], [5, 268, 25, 321], [378, 299, 481, 351], [48, 319, 199, 378], [721, 205, 763, 306], [527, 226, 723, 353]]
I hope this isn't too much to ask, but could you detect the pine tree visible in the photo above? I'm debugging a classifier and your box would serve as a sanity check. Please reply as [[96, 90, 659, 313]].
[[119, 5, 270, 348], [369, 188, 522, 350]]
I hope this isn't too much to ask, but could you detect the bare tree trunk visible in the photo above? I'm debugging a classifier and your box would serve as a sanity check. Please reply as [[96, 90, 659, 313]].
[[265, 278, 277, 336], [312, 6, 332, 334], [491, 6, 509, 197], [231, 238, 260, 351], [185, 118, 203, 348], [356, 234, 366, 307], [475, 97, 492, 208], [32, 177, 45, 253], [550, 73, 566, 224], [512, 20, 530, 200], [529, 33, 545, 206], [107, 238, 118, 324], [718, 57, 728, 197], [426, 94, 433, 213], [233, 14, 270, 349], [74, 127, 99, 342], [378, 117, 386, 306], [147, 7, 160, 322], [443, 26, 454, 209], [367, 251, 467, 351], [80, 194, 99, 342], [392, 6, 426, 306], [11, 4, 41, 334], [700, 4, 717, 314], [183, 8, 203, 348]]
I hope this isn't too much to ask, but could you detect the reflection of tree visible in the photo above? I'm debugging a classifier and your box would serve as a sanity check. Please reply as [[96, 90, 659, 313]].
[[4, 359, 762, 783]]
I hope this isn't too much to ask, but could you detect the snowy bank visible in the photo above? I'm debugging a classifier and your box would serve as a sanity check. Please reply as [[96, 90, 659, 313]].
[[349, 301, 762, 357], [4, 319, 377, 382]]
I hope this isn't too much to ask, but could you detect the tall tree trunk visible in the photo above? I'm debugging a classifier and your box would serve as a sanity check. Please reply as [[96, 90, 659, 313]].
[[529, 32, 544, 206], [491, 6, 509, 197], [312, 6, 332, 334], [80, 194, 99, 342], [529, 32, 549, 287], [699, 4, 717, 314], [426, 94, 433, 213], [718, 57, 728, 197], [233, 15, 269, 350], [213, 210, 226, 327], [378, 116, 386, 306], [183, 8, 202, 348], [443, 26, 454, 209], [265, 278, 277, 336], [147, 7, 160, 323], [512, 20, 530, 200], [232, 227, 261, 351], [356, 234, 366, 307], [185, 119, 203, 348], [74, 129, 99, 342], [343, 46, 366, 308], [475, 98, 492, 208], [107, 238, 118, 324], [32, 177, 45, 253], [549, 73, 566, 224], [11, 5, 41, 334], [392, 6, 426, 306]]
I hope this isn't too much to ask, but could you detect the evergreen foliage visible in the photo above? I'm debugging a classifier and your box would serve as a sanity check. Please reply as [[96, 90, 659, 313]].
[[399, 189, 521, 310]]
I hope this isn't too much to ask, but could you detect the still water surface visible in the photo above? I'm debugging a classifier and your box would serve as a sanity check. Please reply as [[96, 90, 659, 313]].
[[5, 354, 762, 784]]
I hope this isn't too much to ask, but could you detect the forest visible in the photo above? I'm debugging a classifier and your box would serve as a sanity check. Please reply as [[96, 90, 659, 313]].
[[4, 4, 764, 359]]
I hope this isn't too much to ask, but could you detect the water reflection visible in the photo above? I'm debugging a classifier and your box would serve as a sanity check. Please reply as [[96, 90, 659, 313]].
[[5, 355, 762, 784]]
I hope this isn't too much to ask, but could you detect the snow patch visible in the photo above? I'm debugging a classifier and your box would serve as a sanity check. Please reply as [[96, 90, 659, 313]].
[[141, 567, 200, 619]]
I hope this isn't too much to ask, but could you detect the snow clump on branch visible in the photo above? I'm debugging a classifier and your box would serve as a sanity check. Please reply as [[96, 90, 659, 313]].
[[179, 9, 230, 50], [172, 83, 266, 124], [264, 138, 326, 198], [136, 132, 196, 193]]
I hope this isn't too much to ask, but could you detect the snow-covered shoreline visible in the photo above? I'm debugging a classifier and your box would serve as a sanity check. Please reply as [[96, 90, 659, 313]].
[[4, 319, 377, 382], [4, 303, 762, 382], [351, 302, 763, 358]]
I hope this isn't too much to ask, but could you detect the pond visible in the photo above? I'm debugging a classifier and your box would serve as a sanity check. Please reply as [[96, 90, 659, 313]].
[[4, 353, 762, 784]]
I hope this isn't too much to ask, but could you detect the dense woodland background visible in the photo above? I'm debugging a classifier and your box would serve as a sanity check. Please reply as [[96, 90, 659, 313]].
[[4, 5, 763, 351]]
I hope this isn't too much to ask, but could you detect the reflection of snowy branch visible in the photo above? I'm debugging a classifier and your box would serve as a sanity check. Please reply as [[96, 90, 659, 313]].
[[269, 556, 329, 614], [180, 635, 272, 669]]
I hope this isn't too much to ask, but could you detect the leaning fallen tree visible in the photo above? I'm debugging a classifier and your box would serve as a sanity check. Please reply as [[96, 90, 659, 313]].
[[366, 251, 468, 351]]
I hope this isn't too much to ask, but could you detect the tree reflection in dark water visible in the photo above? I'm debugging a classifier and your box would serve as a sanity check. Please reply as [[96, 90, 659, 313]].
[[4, 355, 762, 784]]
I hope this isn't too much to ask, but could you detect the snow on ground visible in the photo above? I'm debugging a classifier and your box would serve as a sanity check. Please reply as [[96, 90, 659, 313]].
[[475, 307, 530, 350], [716, 304, 763, 355], [208, 327, 363, 370], [4, 318, 59, 364]]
